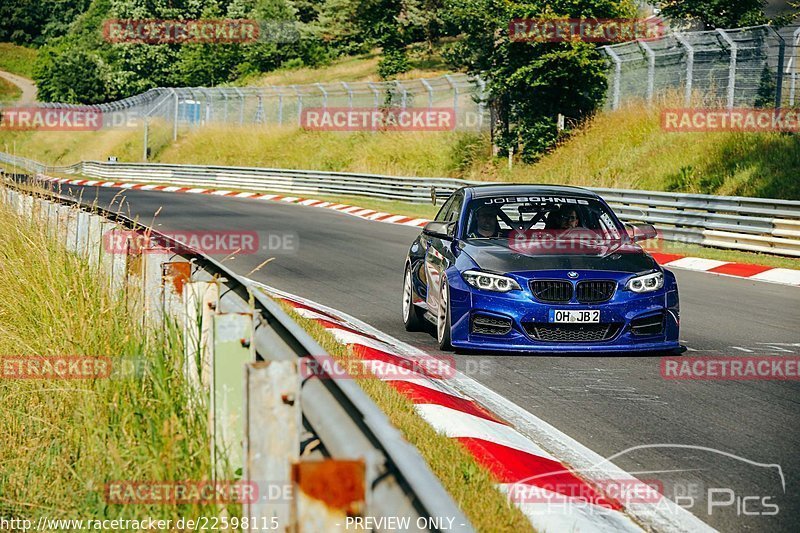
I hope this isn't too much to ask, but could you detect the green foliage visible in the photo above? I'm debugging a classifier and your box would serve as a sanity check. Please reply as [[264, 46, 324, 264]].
[[660, 0, 800, 29], [444, 0, 635, 161], [0, 0, 91, 46]]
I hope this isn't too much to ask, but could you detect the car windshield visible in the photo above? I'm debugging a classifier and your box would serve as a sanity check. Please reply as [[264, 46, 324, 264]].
[[463, 195, 624, 242]]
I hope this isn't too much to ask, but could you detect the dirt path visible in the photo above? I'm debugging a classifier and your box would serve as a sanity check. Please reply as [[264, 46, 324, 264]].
[[0, 69, 37, 103]]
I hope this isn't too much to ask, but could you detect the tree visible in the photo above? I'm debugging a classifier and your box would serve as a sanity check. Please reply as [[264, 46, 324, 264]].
[[444, 0, 636, 161], [660, 0, 800, 30]]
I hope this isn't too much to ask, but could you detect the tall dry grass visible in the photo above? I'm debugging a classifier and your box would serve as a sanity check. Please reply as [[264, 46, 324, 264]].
[[0, 192, 229, 524]]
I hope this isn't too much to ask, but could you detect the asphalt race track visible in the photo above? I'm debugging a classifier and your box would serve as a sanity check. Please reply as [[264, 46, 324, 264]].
[[57, 184, 800, 532]]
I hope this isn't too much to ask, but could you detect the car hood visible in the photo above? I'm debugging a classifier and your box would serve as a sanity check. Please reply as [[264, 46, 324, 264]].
[[460, 239, 658, 273]]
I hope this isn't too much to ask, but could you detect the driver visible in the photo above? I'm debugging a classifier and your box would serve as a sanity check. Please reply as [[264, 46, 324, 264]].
[[555, 206, 582, 230], [469, 205, 501, 238]]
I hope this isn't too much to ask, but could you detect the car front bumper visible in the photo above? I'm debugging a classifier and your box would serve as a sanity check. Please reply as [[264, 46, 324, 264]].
[[447, 271, 680, 353]]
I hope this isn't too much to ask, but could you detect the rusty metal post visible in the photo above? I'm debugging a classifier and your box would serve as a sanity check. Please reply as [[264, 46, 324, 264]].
[[244, 361, 300, 532], [161, 261, 192, 326], [292, 460, 365, 533]]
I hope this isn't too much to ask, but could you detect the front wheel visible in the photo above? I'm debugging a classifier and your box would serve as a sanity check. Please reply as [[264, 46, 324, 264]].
[[402, 266, 425, 331], [437, 279, 453, 351]]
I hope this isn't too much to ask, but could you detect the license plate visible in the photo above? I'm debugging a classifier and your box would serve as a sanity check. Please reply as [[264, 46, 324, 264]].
[[549, 310, 600, 323]]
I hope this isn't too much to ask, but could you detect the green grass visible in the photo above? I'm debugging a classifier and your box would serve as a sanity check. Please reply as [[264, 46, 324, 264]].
[[0, 75, 21, 102], [0, 43, 38, 78], [279, 302, 535, 533], [0, 191, 234, 524], [238, 44, 451, 86]]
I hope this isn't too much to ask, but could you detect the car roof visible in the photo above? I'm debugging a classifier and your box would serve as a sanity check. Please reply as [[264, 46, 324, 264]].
[[466, 183, 600, 200]]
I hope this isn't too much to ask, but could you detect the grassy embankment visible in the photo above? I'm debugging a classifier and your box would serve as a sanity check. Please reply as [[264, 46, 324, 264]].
[[0, 190, 234, 525], [0, 43, 37, 78]]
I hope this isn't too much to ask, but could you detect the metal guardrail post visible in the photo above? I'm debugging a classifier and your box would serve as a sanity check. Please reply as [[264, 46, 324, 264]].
[[244, 361, 299, 531], [604, 46, 622, 110], [674, 33, 694, 106], [716, 29, 737, 109], [638, 40, 656, 103], [211, 311, 256, 476]]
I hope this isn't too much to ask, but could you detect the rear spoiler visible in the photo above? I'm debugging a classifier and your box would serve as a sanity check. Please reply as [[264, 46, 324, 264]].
[[430, 186, 452, 206]]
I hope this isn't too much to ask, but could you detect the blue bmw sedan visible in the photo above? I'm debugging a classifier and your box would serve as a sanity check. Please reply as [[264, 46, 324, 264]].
[[402, 184, 681, 353]]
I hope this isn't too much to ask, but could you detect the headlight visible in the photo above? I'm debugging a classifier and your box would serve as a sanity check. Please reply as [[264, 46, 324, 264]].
[[462, 270, 521, 293], [626, 272, 664, 293]]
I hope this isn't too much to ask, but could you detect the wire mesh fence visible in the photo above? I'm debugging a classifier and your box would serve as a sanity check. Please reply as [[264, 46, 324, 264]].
[[39, 74, 488, 131], [601, 24, 798, 109]]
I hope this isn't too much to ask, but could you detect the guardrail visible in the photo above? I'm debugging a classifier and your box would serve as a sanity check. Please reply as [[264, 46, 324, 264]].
[[1, 152, 798, 257], [0, 175, 473, 532]]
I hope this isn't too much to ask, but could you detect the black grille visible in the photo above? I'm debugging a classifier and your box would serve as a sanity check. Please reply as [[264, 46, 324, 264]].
[[471, 315, 512, 335], [631, 314, 665, 336], [524, 323, 621, 342], [530, 280, 573, 303], [576, 280, 616, 303]]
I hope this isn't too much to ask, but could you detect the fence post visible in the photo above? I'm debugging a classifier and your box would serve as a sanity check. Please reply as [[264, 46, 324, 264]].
[[234, 87, 245, 125], [292, 85, 303, 126], [638, 40, 656, 103], [604, 46, 622, 110], [420, 78, 434, 110], [395, 80, 408, 109], [171, 89, 179, 140], [674, 33, 694, 106], [774, 31, 786, 109], [444, 74, 459, 117], [476, 76, 487, 130], [791, 27, 800, 107], [341, 81, 353, 109], [716, 29, 737, 109], [367, 82, 379, 110], [142, 116, 149, 162], [316, 82, 328, 109]]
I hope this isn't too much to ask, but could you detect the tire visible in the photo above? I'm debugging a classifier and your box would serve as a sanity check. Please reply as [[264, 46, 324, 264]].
[[402, 266, 425, 331], [437, 278, 453, 351]]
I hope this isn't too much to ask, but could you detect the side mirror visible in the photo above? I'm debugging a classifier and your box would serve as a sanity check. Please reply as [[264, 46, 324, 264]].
[[626, 223, 658, 242], [422, 221, 454, 239]]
